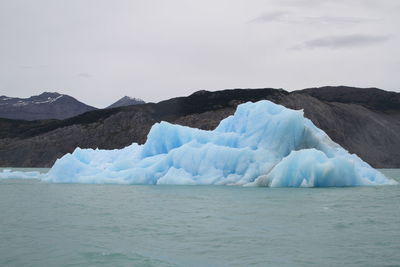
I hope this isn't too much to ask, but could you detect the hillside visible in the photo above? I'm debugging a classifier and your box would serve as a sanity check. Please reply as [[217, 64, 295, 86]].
[[0, 86, 399, 168]]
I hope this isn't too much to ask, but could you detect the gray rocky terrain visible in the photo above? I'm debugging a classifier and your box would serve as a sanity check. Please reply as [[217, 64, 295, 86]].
[[0, 86, 399, 168]]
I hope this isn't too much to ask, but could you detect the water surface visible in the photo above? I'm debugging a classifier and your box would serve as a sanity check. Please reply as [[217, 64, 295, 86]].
[[0, 169, 399, 266]]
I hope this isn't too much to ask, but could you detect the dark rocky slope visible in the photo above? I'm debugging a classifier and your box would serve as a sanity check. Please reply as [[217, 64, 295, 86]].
[[0, 86, 399, 168], [0, 92, 97, 120]]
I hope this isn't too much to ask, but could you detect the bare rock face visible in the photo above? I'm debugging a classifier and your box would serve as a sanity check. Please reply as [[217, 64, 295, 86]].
[[0, 92, 97, 120], [0, 86, 399, 168]]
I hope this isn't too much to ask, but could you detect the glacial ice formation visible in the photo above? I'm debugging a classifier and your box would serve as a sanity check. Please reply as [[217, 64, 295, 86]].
[[0, 100, 397, 187]]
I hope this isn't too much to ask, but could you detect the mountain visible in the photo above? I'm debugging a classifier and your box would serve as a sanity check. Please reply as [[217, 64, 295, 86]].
[[0, 86, 399, 168], [0, 92, 97, 120], [297, 86, 400, 111], [106, 96, 145, 109]]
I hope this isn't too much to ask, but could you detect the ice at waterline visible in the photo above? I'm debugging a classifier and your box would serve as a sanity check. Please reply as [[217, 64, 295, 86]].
[[0, 100, 397, 187]]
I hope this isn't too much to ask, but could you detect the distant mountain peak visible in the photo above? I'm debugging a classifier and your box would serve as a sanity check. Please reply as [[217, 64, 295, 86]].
[[107, 96, 145, 109], [38, 92, 63, 97], [120, 95, 143, 101], [28, 92, 66, 105], [0, 92, 97, 120]]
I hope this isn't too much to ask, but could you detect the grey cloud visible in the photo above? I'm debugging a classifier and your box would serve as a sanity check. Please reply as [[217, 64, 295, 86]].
[[302, 16, 372, 25], [273, 0, 387, 8], [19, 65, 48, 69], [250, 11, 290, 23], [251, 12, 371, 25], [272, 0, 333, 8], [19, 65, 34, 69], [78, 73, 93, 79], [295, 34, 390, 49]]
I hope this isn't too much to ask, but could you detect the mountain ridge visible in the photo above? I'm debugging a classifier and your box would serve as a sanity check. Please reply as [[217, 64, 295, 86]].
[[0, 86, 399, 168], [0, 92, 97, 120]]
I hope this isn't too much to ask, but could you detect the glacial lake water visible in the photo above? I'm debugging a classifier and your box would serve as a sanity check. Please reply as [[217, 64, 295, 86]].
[[0, 169, 399, 267]]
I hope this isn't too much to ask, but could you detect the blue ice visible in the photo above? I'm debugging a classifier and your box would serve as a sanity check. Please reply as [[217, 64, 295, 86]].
[[0, 100, 397, 187]]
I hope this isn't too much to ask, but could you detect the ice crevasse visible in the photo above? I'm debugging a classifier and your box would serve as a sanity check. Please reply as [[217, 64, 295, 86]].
[[1, 100, 397, 187]]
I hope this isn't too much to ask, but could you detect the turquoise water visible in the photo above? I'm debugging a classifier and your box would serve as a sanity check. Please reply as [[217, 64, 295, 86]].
[[0, 169, 399, 266]]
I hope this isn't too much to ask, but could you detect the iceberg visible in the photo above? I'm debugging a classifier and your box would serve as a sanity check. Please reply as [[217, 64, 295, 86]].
[[1, 100, 397, 187], [0, 169, 43, 180]]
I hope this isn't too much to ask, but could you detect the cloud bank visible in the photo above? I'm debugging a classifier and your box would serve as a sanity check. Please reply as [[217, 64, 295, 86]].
[[295, 34, 391, 49]]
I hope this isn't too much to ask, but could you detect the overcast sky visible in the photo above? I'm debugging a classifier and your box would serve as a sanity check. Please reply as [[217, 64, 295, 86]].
[[0, 0, 399, 108]]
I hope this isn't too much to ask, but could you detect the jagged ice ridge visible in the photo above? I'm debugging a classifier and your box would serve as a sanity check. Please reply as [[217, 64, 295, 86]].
[[0, 100, 397, 187]]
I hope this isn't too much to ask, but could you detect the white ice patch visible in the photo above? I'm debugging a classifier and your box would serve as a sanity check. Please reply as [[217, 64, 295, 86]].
[[1, 100, 397, 187], [0, 169, 44, 180], [33, 95, 63, 104]]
